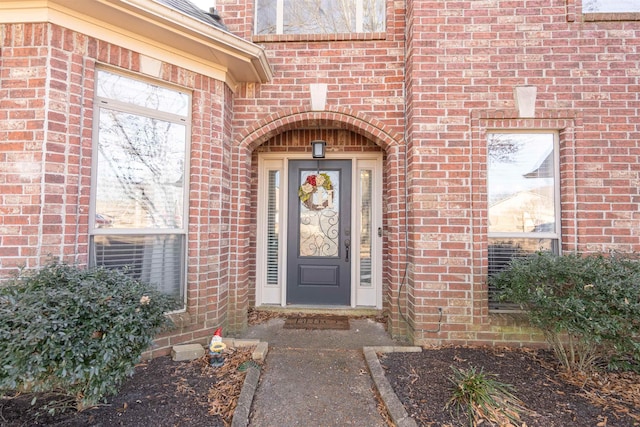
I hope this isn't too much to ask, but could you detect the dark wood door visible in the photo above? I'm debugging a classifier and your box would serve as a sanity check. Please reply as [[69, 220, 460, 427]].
[[287, 160, 352, 305]]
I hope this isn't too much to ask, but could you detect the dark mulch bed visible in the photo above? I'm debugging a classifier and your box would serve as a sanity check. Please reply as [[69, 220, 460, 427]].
[[4, 310, 639, 427], [0, 347, 255, 427], [380, 346, 640, 427]]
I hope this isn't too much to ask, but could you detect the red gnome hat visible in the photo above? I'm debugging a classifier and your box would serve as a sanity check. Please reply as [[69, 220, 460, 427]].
[[213, 327, 222, 337]]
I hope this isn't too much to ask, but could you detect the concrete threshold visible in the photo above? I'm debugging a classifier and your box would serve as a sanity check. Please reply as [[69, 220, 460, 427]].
[[254, 305, 383, 317]]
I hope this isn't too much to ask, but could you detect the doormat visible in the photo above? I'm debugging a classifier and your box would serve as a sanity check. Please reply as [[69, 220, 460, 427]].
[[283, 315, 350, 330]]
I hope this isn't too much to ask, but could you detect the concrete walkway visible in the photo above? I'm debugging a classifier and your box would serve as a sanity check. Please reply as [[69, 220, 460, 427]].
[[237, 317, 410, 427]]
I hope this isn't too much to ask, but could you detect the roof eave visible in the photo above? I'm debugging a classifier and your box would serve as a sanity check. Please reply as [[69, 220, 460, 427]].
[[0, 0, 273, 88]]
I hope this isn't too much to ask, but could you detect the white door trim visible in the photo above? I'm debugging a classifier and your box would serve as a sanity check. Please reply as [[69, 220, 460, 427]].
[[256, 152, 383, 308]]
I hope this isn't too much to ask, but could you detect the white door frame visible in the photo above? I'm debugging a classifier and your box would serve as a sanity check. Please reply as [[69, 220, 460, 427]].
[[255, 152, 383, 308]]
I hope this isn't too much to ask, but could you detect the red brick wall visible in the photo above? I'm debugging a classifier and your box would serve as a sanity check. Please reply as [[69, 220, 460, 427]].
[[0, 24, 48, 276], [220, 0, 640, 345], [2, 0, 639, 350], [0, 22, 235, 356], [219, 0, 405, 135], [220, 0, 409, 337], [0, 23, 90, 276], [404, 0, 640, 345]]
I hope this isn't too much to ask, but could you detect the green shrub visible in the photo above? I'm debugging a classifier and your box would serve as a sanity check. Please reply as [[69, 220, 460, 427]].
[[491, 252, 640, 372], [445, 365, 525, 427], [0, 262, 179, 411]]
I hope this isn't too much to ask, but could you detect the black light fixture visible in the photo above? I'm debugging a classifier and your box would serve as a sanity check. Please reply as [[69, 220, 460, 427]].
[[311, 140, 326, 159]]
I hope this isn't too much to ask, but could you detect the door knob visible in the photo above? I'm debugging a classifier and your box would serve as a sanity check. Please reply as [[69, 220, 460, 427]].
[[344, 239, 350, 262]]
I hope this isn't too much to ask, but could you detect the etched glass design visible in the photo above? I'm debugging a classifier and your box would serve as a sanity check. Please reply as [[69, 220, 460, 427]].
[[299, 169, 340, 257]]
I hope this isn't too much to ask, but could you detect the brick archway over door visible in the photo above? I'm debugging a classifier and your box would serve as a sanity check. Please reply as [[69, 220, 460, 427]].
[[237, 107, 400, 152], [227, 107, 407, 336]]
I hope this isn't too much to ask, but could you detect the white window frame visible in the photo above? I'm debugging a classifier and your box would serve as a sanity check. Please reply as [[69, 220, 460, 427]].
[[255, 0, 380, 35], [486, 131, 561, 309], [256, 158, 285, 305], [583, 0, 640, 13], [89, 67, 191, 301]]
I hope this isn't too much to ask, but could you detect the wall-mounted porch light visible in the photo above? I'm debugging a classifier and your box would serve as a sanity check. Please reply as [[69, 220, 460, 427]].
[[311, 140, 326, 159]]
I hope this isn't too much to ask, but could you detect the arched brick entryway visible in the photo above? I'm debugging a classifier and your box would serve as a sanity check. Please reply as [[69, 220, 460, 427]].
[[226, 107, 407, 337]]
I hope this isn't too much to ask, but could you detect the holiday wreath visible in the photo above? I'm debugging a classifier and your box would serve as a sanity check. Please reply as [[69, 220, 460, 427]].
[[298, 173, 333, 210]]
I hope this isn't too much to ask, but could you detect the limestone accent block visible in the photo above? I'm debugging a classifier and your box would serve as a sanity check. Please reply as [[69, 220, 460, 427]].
[[234, 339, 261, 348], [252, 341, 269, 362], [171, 344, 205, 361]]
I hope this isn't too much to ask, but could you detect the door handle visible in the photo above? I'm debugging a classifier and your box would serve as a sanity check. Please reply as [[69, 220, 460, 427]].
[[344, 239, 350, 262]]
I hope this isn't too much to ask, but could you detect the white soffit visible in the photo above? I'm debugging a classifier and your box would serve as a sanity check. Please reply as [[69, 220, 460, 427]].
[[0, 0, 273, 89]]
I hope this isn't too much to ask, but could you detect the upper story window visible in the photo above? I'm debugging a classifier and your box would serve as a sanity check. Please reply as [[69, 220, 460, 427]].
[[89, 69, 190, 299], [583, 0, 640, 12], [255, 0, 385, 35]]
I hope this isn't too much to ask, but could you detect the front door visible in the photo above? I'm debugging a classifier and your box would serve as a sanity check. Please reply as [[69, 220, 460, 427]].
[[287, 160, 352, 305]]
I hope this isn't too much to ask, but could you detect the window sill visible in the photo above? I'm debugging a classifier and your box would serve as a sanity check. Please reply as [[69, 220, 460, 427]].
[[489, 306, 525, 314], [252, 32, 387, 43], [584, 12, 640, 21], [489, 311, 530, 327]]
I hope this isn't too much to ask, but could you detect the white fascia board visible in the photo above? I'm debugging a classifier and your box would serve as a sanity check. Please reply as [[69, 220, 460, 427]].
[[0, 0, 273, 89]]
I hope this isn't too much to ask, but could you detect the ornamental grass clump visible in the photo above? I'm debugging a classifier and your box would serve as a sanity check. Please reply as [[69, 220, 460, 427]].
[[445, 365, 525, 427], [491, 252, 640, 373], [0, 262, 180, 412]]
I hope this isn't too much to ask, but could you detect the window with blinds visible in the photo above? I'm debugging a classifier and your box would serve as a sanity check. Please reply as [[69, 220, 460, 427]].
[[487, 132, 560, 310], [90, 234, 184, 296], [266, 170, 280, 285], [89, 69, 190, 299], [359, 169, 372, 287]]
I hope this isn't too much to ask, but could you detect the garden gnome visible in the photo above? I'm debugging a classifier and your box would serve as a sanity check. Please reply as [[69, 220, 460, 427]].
[[209, 327, 226, 367]]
